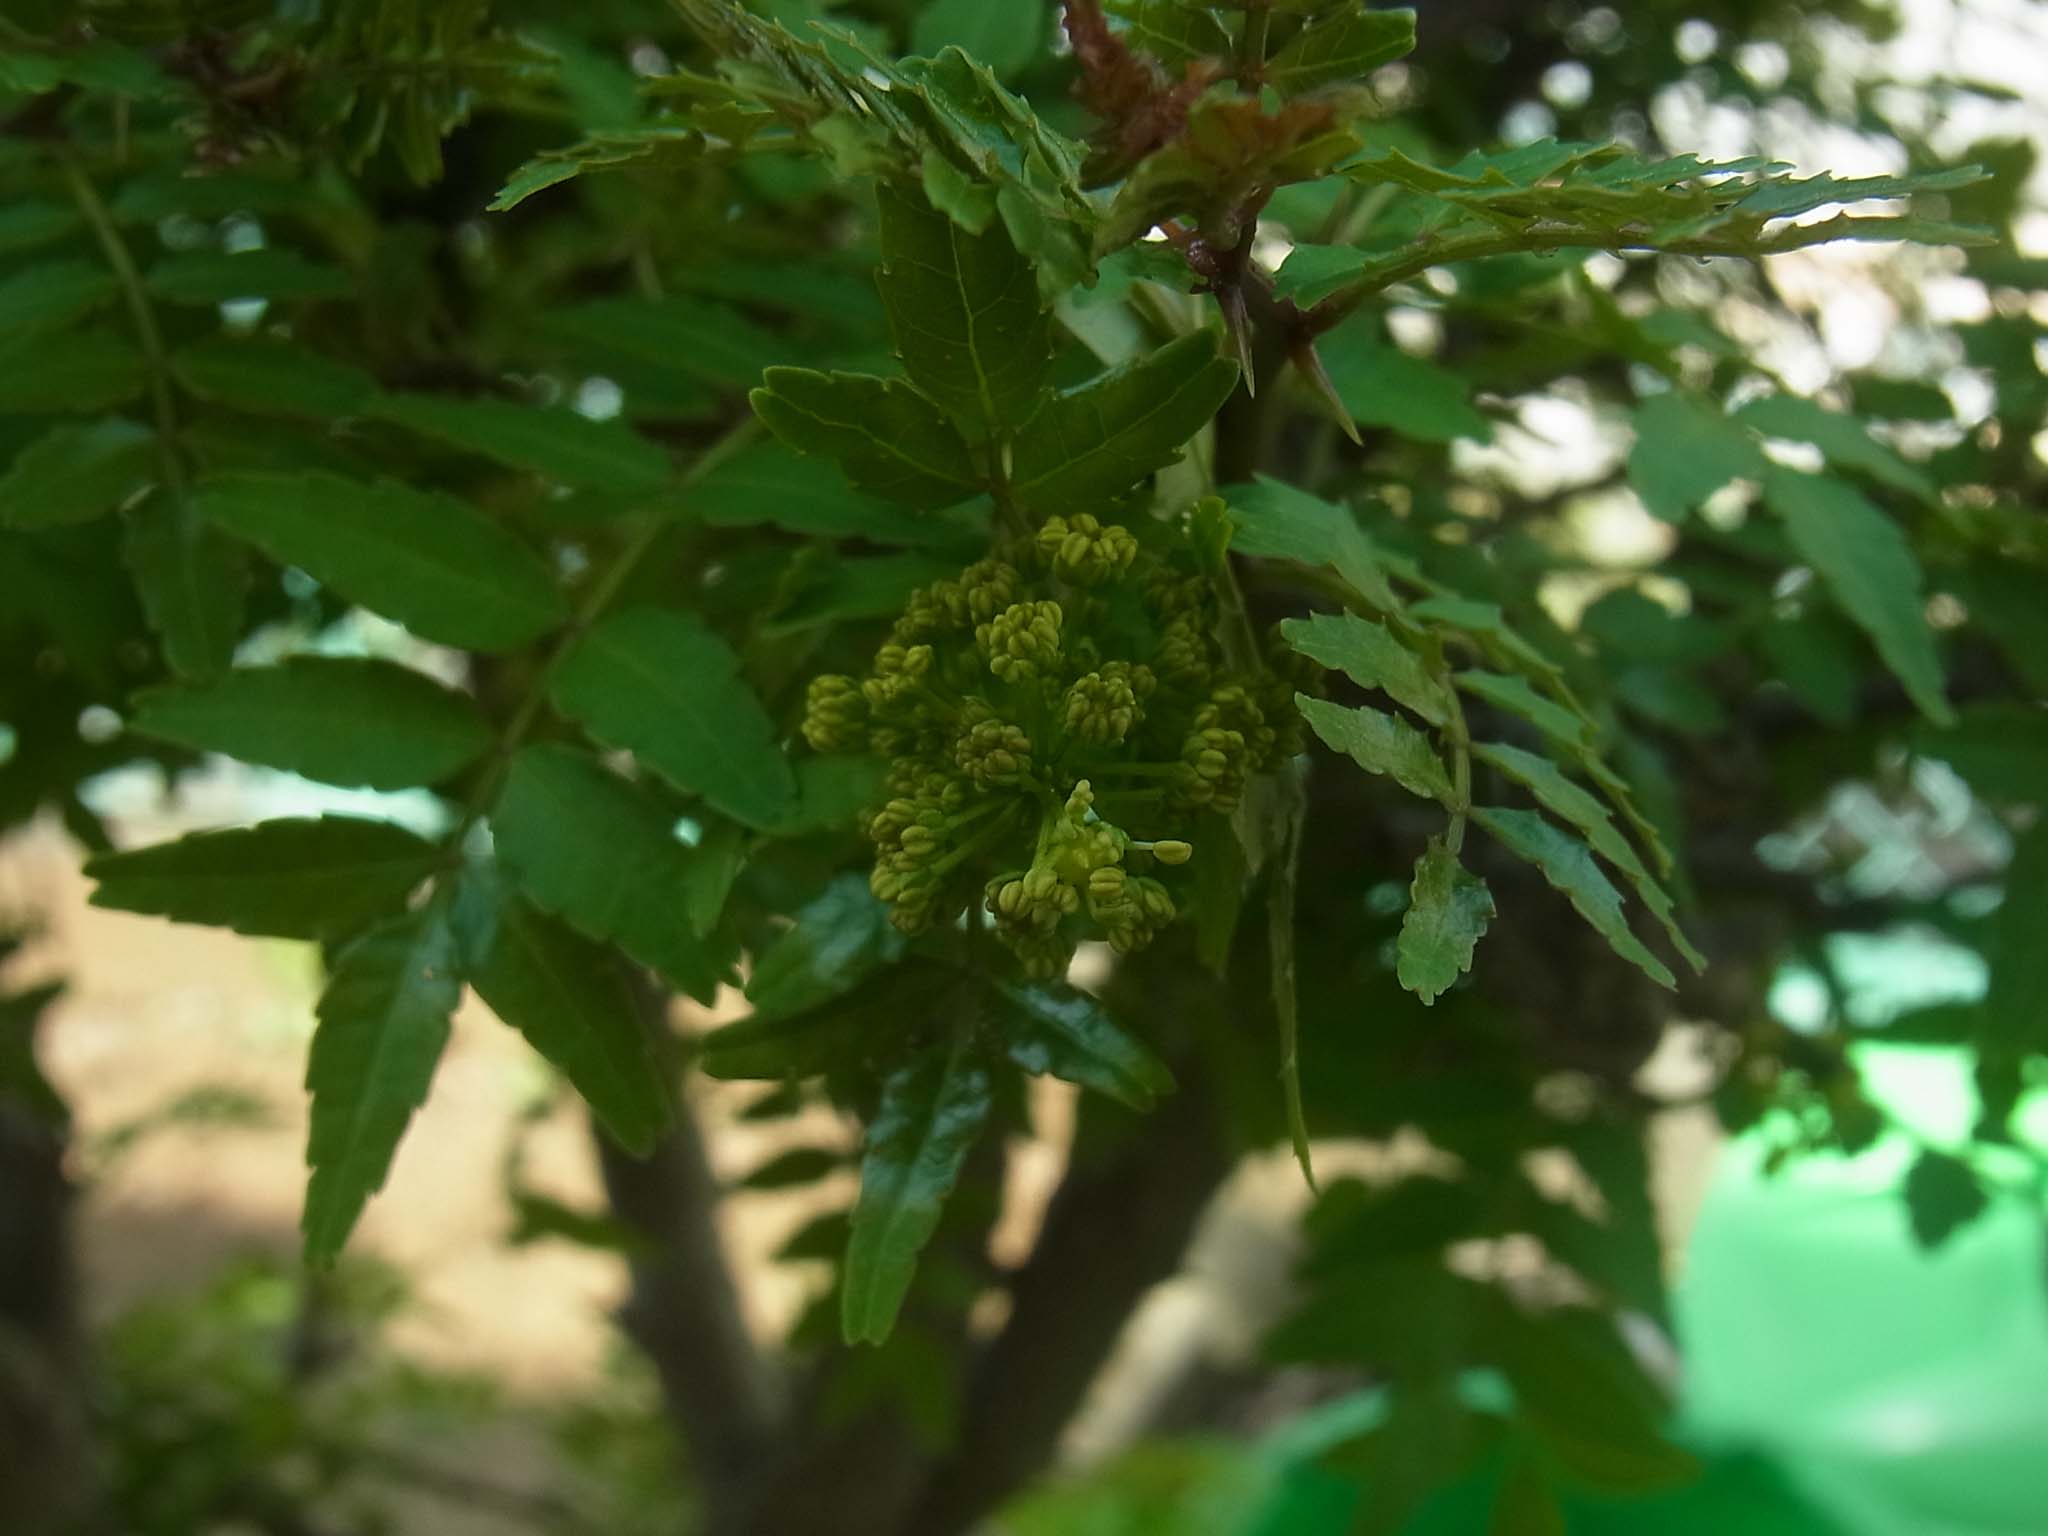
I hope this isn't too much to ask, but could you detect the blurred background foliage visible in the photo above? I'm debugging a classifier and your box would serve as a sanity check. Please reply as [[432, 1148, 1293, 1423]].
[[0, 0, 2043, 1533]]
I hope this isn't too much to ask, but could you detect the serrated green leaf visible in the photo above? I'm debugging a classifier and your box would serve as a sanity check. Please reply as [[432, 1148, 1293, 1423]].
[[1009, 331, 1240, 513], [550, 606, 796, 830], [1627, 393, 1767, 521], [875, 178, 1052, 434], [751, 368, 981, 509], [487, 126, 705, 211], [1737, 392, 1937, 503], [0, 332, 145, 411], [704, 962, 948, 1081], [1397, 838, 1494, 1004], [746, 875, 905, 1019], [128, 657, 492, 791], [537, 296, 786, 392], [738, 1146, 845, 1190], [492, 745, 724, 1002], [1734, 165, 1987, 222], [1264, 7, 1415, 95], [146, 249, 350, 305], [86, 817, 439, 941], [1454, 670, 1589, 748], [1471, 806, 1674, 988], [368, 393, 670, 493], [108, 170, 331, 223], [0, 200, 79, 254], [687, 439, 971, 546], [1280, 611, 1448, 724], [1756, 607, 1863, 725], [1473, 741, 1702, 970], [173, 338, 377, 419], [0, 40, 174, 98], [1104, 0, 1233, 66], [889, 48, 1096, 293], [0, 260, 117, 338], [765, 551, 962, 634], [124, 491, 246, 680], [911, 0, 1044, 78], [453, 871, 672, 1156], [0, 418, 154, 529], [1317, 321, 1491, 444], [1298, 694, 1452, 801], [1762, 467, 1951, 725], [842, 1031, 992, 1343], [996, 980, 1175, 1110], [302, 900, 461, 1263], [1272, 242, 1381, 306], [194, 471, 568, 653], [1226, 474, 1404, 610]]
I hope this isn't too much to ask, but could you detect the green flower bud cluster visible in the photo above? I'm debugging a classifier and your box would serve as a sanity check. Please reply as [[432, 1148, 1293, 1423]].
[[1061, 660, 1153, 746], [799, 512, 1305, 970], [978, 598, 1064, 683], [801, 673, 867, 753], [1260, 621, 1325, 758], [1037, 513, 1139, 587]]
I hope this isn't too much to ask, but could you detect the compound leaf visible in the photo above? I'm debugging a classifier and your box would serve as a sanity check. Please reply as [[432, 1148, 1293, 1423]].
[[746, 874, 905, 1020], [995, 980, 1175, 1110], [875, 177, 1052, 434], [842, 1032, 992, 1344], [1009, 331, 1240, 513], [1398, 838, 1494, 1005], [492, 745, 725, 1002], [302, 899, 461, 1263], [368, 392, 671, 494], [454, 870, 672, 1156], [549, 606, 796, 830], [195, 471, 568, 653], [1627, 393, 1766, 522], [1265, 7, 1416, 96], [128, 657, 493, 791], [0, 418, 154, 530], [1299, 694, 1453, 802], [86, 817, 441, 941], [1472, 806, 1675, 989], [124, 492, 247, 681], [146, 249, 350, 305], [751, 368, 981, 509], [1281, 611, 1449, 724], [1472, 741, 1702, 971], [173, 338, 378, 419], [1763, 467, 1951, 725]]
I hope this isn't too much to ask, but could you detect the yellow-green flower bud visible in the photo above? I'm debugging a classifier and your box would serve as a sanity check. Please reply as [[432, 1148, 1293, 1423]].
[[958, 557, 1022, 626], [801, 674, 868, 752], [978, 599, 1064, 684], [955, 716, 1034, 789], [1150, 839, 1193, 866], [863, 641, 937, 717], [1037, 513, 1140, 587], [1172, 724, 1250, 811], [1152, 614, 1215, 692], [1194, 682, 1278, 770], [1061, 668, 1142, 746]]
